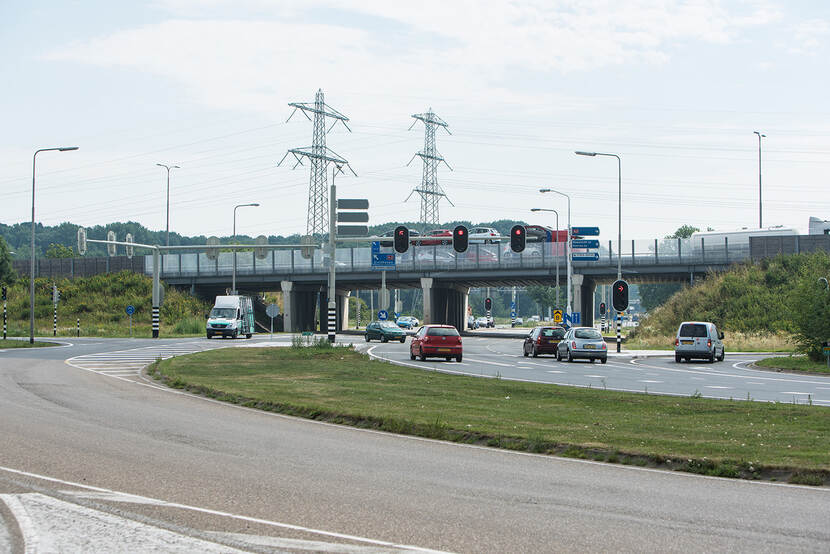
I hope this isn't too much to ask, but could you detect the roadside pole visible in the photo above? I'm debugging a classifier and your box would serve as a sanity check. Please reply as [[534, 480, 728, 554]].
[[52, 284, 58, 336], [327, 182, 337, 343], [152, 248, 160, 338], [616, 311, 622, 353]]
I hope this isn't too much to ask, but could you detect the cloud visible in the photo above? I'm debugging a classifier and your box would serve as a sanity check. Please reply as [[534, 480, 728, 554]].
[[43, 0, 780, 121], [788, 18, 829, 54]]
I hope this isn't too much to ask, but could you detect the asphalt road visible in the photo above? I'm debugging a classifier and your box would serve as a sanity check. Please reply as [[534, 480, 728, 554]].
[[1, 335, 829, 552], [367, 336, 830, 406]]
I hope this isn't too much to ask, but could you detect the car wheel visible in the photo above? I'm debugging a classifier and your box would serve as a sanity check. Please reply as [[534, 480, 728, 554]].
[[365, 335, 370, 342], [445, 357, 451, 361], [400, 337, 406, 343], [456, 355, 462, 362], [708, 350, 715, 363], [232, 331, 238, 339], [523, 346, 529, 357], [381, 336, 388, 343], [419, 348, 427, 361], [567, 349, 574, 363], [246, 334, 252, 339], [531, 346, 538, 358], [441, 240, 448, 245], [600, 357, 607, 364], [206, 333, 212, 339], [410, 350, 416, 360], [675, 354, 682, 363], [717, 348, 725, 362], [556, 350, 562, 362]]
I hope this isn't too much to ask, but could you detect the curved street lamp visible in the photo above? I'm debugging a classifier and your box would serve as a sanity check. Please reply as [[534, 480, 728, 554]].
[[539, 188, 572, 316], [157, 163, 181, 247], [232, 203, 260, 294], [31, 147, 79, 343]]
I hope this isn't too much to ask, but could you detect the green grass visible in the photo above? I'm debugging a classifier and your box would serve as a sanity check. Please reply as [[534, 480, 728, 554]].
[[756, 355, 830, 375], [150, 346, 830, 483], [0, 338, 59, 348]]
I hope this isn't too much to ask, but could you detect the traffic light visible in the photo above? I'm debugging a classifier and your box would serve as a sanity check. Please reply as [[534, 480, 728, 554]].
[[485, 297, 492, 311], [510, 224, 526, 252], [599, 302, 606, 316], [452, 225, 468, 253], [612, 280, 629, 312], [394, 225, 409, 253]]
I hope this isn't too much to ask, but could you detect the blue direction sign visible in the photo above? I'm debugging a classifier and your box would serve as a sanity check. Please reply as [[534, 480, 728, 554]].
[[572, 253, 600, 261], [125, 305, 135, 315], [371, 241, 380, 253], [562, 312, 581, 325], [571, 226, 600, 236], [378, 310, 388, 321], [571, 239, 600, 249], [371, 252, 396, 270]]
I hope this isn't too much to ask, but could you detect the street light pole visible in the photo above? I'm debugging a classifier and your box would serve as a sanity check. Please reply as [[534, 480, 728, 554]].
[[575, 151, 622, 281], [539, 189, 571, 317], [753, 131, 765, 229], [30, 147, 79, 344], [232, 203, 260, 295], [157, 163, 180, 247], [531, 207, 560, 314]]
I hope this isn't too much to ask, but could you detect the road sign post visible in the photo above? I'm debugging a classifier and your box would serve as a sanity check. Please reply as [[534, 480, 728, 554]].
[[378, 310, 388, 321], [266, 303, 280, 339], [553, 309, 563, 324]]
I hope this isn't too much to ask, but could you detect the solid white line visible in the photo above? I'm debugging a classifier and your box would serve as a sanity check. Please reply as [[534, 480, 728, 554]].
[[463, 358, 514, 368], [0, 467, 446, 553], [0, 494, 38, 554]]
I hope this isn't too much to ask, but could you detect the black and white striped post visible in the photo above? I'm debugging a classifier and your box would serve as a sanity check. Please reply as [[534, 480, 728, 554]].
[[3, 301, 6, 340], [76, 318, 80, 337], [53, 304, 57, 336], [327, 301, 336, 343], [616, 311, 622, 353], [152, 248, 160, 338]]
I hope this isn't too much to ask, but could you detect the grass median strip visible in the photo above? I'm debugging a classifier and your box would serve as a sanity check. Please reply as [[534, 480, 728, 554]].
[[0, 339, 59, 349], [149, 345, 830, 485], [756, 355, 830, 375]]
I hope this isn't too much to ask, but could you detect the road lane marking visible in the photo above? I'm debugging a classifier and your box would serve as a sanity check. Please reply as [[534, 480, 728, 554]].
[[781, 391, 811, 395], [705, 386, 732, 389], [463, 358, 514, 367], [0, 468, 447, 553], [639, 380, 663, 383]]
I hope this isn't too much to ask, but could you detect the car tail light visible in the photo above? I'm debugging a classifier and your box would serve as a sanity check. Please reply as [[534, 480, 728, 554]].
[[707, 339, 712, 348], [601, 343, 606, 350], [675, 338, 679, 346], [572, 341, 576, 348], [536, 337, 542, 344]]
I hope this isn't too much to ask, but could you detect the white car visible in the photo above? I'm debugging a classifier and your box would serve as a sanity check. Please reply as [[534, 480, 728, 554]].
[[475, 316, 489, 328], [469, 227, 500, 244]]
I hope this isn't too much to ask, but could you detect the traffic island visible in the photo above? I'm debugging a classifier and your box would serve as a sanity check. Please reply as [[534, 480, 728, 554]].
[[0, 339, 60, 349], [147, 345, 830, 487]]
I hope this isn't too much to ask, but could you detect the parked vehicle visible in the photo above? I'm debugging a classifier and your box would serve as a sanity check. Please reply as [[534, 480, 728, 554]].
[[674, 321, 724, 363], [206, 295, 255, 339], [523, 326, 566, 357], [365, 321, 407, 343], [396, 315, 419, 329], [419, 229, 453, 246], [475, 316, 490, 328], [469, 227, 500, 244], [410, 325, 462, 362], [557, 327, 608, 363]]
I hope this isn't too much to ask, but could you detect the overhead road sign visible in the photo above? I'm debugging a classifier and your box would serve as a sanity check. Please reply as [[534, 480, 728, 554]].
[[336, 198, 369, 237], [572, 253, 599, 261], [337, 212, 369, 222], [571, 226, 600, 236], [571, 239, 600, 249], [337, 199, 369, 210], [337, 225, 369, 237]]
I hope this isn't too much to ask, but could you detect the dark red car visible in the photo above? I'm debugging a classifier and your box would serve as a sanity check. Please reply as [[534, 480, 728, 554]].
[[418, 229, 452, 246], [523, 326, 566, 357], [410, 325, 462, 362]]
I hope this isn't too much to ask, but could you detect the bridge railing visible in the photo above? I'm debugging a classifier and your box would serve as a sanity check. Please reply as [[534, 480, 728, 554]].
[[147, 236, 752, 278]]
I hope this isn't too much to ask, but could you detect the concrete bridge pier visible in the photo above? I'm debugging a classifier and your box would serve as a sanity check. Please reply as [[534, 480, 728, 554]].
[[281, 281, 320, 333], [421, 278, 469, 330], [577, 275, 596, 327]]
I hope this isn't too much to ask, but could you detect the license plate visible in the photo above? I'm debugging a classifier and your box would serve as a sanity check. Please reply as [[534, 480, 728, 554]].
[[583, 344, 595, 349], [438, 348, 451, 353], [681, 340, 694, 345]]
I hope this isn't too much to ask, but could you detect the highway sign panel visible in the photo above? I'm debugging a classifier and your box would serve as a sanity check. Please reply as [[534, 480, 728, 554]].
[[553, 309, 563, 323], [265, 303, 280, 318], [378, 310, 388, 321], [371, 253, 396, 270], [571, 239, 600, 249], [572, 253, 599, 261], [125, 305, 135, 316], [571, 226, 600, 236], [337, 199, 369, 210], [371, 241, 380, 253], [337, 225, 369, 237]]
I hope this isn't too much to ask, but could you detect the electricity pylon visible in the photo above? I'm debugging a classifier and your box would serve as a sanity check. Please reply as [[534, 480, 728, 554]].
[[406, 108, 453, 231], [279, 89, 355, 237]]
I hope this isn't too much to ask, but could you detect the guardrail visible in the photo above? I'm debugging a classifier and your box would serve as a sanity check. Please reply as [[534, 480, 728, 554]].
[[147, 237, 751, 278]]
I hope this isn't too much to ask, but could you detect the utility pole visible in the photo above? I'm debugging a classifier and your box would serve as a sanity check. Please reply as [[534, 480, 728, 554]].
[[279, 89, 352, 238], [406, 109, 453, 231]]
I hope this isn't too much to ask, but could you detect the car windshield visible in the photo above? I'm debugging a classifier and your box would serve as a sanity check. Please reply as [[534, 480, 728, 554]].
[[679, 324, 708, 337], [541, 328, 565, 338], [427, 327, 459, 336], [380, 322, 400, 329], [574, 329, 602, 340], [209, 308, 235, 319]]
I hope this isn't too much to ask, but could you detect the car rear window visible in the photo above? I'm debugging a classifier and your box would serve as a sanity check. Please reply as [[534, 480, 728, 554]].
[[427, 327, 459, 336], [541, 328, 565, 338], [679, 324, 708, 337], [574, 329, 602, 340]]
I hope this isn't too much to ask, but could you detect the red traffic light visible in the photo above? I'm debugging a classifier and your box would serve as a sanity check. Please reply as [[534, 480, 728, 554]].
[[510, 224, 526, 252], [452, 225, 469, 253]]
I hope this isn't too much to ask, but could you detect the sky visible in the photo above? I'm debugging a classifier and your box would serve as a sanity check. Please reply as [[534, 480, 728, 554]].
[[1, 0, 829, 245]]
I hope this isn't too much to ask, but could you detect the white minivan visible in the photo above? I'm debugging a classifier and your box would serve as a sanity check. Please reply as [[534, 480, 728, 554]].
[[674, 321, 724, 363]]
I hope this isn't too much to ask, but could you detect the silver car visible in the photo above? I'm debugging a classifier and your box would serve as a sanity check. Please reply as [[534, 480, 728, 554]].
[[675, 321, 724, 363], [557, 327, 608, 363]]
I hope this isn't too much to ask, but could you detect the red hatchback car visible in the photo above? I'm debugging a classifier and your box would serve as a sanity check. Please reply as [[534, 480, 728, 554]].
[[410, 325, 463, 362]]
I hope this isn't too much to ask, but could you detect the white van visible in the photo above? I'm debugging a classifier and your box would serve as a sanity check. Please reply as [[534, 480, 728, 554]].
[[674, 321, 724, 363], [206, 295, 255, 339]]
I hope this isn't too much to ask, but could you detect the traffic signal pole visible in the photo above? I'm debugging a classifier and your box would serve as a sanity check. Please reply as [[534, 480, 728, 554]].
[[327, 180, 337, 343]]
